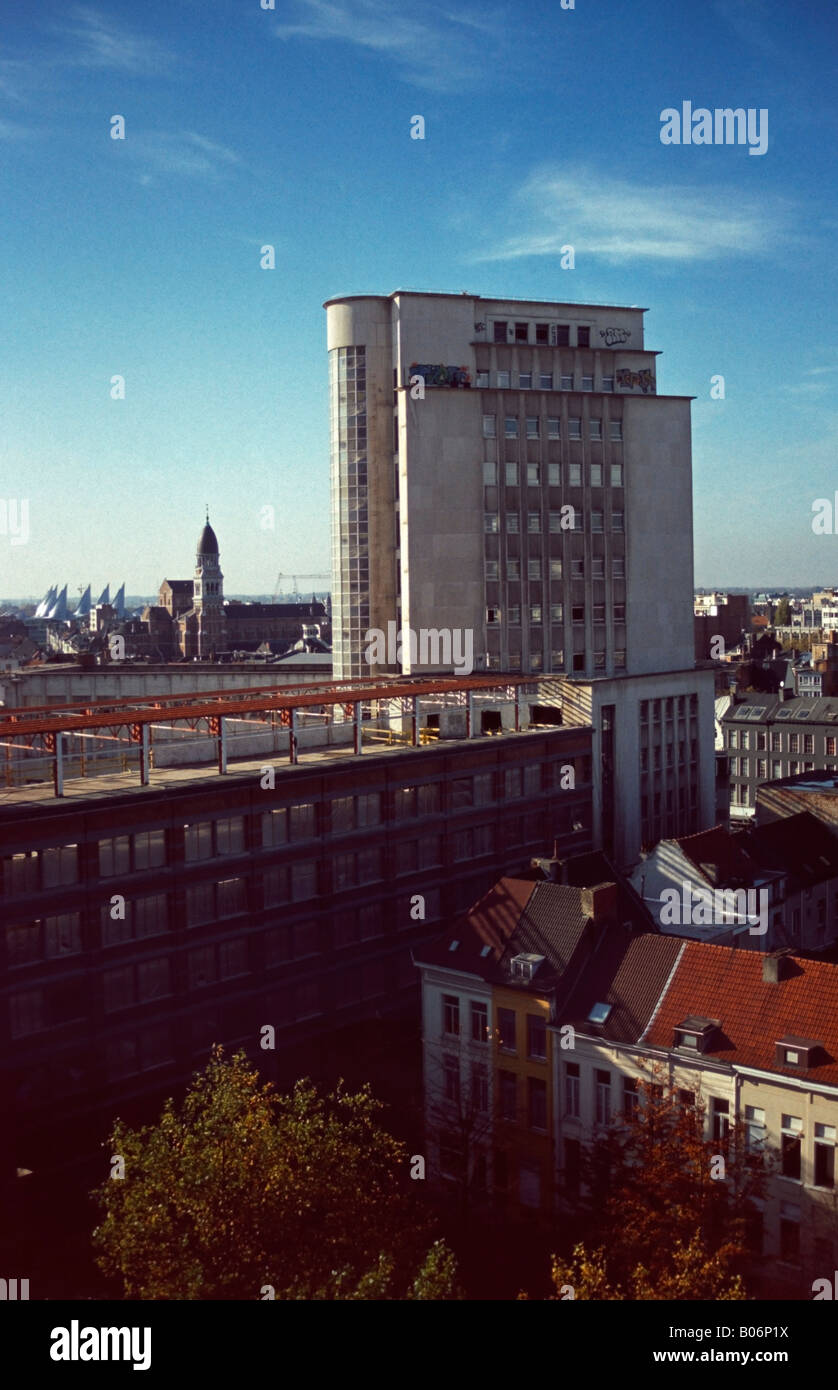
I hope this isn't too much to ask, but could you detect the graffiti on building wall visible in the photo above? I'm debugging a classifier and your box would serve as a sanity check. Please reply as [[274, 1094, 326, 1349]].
[[408, 362, 472, 388], [616, 367, 655, 393], [600, 327, 631, 346]]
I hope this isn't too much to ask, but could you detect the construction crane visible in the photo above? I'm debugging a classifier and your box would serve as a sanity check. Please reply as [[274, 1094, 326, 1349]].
[[272, 572, 330, 601]]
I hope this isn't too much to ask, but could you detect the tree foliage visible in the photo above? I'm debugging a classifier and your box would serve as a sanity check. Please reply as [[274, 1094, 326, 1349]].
[[92, 1047, 459, 1300], [527, 1064, 769, 1300]]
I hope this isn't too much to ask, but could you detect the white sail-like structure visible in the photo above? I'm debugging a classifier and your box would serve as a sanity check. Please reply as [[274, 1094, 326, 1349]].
[[112, 583, 125, 618], [73, 584, 92, 619], [35, 585, 57, 617]]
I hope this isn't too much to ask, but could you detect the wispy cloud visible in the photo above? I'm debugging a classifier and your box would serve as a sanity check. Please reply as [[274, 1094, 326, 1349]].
[[129, 130, 241, 183], [56, 5, 174, 74], [471, 165, 787, 265], [273, 0, 502, 90]]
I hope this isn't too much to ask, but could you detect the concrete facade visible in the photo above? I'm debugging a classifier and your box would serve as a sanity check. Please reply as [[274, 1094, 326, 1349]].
[[324, 290, 697, 683]]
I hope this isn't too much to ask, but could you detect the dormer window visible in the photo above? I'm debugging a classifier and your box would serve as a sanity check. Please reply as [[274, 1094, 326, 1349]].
[[775, 1035, 820, 1070], [510, 952, 544, 983], [674, 1017, 718, 1052]]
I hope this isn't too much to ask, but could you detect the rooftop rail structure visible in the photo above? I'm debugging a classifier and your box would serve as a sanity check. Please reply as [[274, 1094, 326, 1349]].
[[0, 674, 564, 798]]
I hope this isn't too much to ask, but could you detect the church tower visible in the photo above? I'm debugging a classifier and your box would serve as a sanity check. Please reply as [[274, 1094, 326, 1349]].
[[192, 512, 226, 658]]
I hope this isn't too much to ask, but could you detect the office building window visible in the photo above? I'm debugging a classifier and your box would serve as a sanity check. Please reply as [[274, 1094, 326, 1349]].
[[493, 321, 507, 342], [540, 372, 553, 389], [577, 326, 590, 347], [482, 414, 496, 437], [514, 322, 528, 343], [497, 370, 511, 388], [610, 420, 623, 440], [612, 510, 624, 532], [589, 416, 601, 436], [547, 417, 560, 439], [613, 557, 625, 578], [611, 462, 623, 486], [527, 462, 540, 484], [476, 370, 489, 387], [591, 510, 604, 532], [528, 511, 541, 532], [483, 459, 498, 484], [550, 559, 563, 579], [484, 512, 499, 533], [519, 372, 532, 389], [535, 322, 549, 344], [590, 461, 602, 486], [569, 462, 582, 486], [561, 373, 573, 390], [506, 513, 519, 532], [568, 418, 581, 440], [505, 416, 518, 437]]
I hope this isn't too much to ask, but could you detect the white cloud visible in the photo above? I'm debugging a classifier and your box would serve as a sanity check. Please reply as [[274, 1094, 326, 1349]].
[[472, 165, 787, 265], [57, 6, 174, 74], [129, 131, 241, 182], [273, 0, 501, 90]]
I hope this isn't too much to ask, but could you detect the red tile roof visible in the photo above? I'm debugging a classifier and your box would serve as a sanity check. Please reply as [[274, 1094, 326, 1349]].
[[645, 942, 838, 1086]]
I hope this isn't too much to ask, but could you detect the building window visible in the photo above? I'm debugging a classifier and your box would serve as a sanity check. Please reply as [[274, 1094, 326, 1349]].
[[780, 1203, 800, 1262], [568, 418, 581, 440], [571, 558, 584, 579], [711, 1097, 730, 1141], [498, 1006, 516, 1051], [745, 1105, 766, 1161], [508, 605, 521, 625], [577, 326, 590, 347], [497, 370, 511, 389], [547, 417, 560, 440], [482, 414, 496, 437], [528, 1077, 548, 1131], [540, 372, 553, 389], [590, 461, 602, 486], [505, 416, 518, 438], [484, 512, 499, 533], [602, 375, 614, 393], [471, 1063, 488, 1113], [519, 372, 532, 389], [623, 1076, 639, 1120], [442, 994, 460, 1036], [564, 1062, 580, 1117], [591, 511, 604, 533], [443, 1054, 461, 1106], [611, 462, 623, 487], [610, 421, 623, 440], [9, 989, 45, 1037], [505, 460, 519, 485], [471, 1000, 488, 1043], [483, 459, 498, 484], [527, 1014, 547, 1060], [506, 513, 519, 533], [614, 558, 625, 579], [527, 462, 540, 484], [493, 321, 507, 342], [815, 1124, 836, 1188], [514, 322, 529, 343], [572, 606, 584, 624], [781, 1114, 803, 1179], [476, 370, 489, 388], [595, 1069, 611, 1125], [612, 510, 624, 532], [499, 1070, 517, 1121], [535, 323, 549, 344], [560, 373, 573, 390], [589, 417, 601, 437]]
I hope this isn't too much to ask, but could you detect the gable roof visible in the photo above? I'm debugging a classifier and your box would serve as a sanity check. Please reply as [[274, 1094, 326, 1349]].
[[645, 941, 838, 1087]]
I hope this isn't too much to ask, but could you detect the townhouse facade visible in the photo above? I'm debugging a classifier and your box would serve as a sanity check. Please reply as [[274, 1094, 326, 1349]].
[[418, 862, 838, 1297]]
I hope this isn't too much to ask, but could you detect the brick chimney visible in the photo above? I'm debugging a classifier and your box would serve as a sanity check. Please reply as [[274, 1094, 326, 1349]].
[[581, 882, 617, 923], [762, 948, 792, 983]]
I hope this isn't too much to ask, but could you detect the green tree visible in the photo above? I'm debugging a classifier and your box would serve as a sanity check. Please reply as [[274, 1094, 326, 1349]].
[[774, 598, 791, 627], [92, 1047, 459, 1300]]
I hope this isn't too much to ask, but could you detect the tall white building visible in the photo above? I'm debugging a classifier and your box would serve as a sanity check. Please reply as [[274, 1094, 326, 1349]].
[[325, 291, 714, 864]]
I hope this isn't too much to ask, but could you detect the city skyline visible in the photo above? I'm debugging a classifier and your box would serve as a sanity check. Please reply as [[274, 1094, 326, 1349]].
[[2, 1, 837, 593]]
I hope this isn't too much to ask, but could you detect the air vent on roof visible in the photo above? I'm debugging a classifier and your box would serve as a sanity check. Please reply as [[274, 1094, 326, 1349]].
[[480, 944, 492, 958], [449, 940, 459, 952]]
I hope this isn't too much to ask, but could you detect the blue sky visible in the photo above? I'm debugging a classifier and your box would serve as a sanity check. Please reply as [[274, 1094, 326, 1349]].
[[1, 0, 837, 599]]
